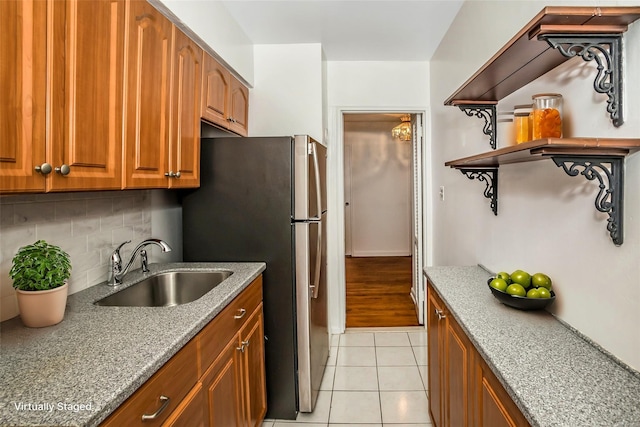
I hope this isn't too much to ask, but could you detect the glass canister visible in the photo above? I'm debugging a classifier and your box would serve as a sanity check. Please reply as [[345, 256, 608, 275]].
[[532, 93, 563, 139], [513, 104, 532, 144]]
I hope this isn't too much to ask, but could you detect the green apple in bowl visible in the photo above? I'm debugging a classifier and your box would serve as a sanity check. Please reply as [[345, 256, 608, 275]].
[[496, 272, 511, 284], [531, 272, 552, 290], [510, 270, 531, 289], [506, 283, 526, 297], [489, 278, 509, 292]]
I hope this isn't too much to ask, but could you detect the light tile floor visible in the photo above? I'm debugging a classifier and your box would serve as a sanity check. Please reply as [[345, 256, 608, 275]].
[[262, 327, 432, 427]]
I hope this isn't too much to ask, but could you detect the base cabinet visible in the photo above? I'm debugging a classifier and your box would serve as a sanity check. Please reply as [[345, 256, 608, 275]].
[[101, 276, 265, 427], [203, 334, 245, 426], [475, 356, 530, 427], [427, 282, 529, 427], [203, 303, 266, 427]]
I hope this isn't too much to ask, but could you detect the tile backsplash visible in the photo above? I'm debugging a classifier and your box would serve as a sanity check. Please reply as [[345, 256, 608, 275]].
[[0, 190, 155, 321]]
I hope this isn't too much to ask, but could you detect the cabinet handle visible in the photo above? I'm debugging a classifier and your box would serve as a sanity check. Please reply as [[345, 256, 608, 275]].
[[237, 340, 250, 353], [435, 309, 446, 320], [54, 164, 71, 176], [34, 163, 52, 175], [234, 308, 246, 319], [141, 395, 170, 421], [164, 171, 182, 179]]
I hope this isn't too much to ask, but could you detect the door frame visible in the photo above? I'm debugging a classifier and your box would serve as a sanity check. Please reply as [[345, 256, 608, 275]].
[[327, 106, 430, 334]]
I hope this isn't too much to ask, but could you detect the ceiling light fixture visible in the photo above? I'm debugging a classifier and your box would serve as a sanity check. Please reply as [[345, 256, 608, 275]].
[[392, 115, 412, 141]]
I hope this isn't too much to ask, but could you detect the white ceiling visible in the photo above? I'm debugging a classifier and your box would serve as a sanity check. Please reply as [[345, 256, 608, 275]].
[[219, 0, 464, 61]]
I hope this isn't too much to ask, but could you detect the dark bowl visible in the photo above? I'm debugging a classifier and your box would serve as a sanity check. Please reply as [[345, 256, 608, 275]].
[[487, 279, 556, 311]]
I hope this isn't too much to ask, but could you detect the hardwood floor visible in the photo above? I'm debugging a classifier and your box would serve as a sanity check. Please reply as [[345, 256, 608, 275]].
[[345, 256, 419, 328]]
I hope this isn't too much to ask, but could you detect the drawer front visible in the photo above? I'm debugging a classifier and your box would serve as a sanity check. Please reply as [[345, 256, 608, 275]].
[[199, 276, 263, 374], [101, 339, 198, 427]]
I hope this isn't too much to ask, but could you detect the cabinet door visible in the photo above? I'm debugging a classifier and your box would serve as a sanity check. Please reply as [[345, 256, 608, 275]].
[[427, 285, 444, 427], [161, 383, 206, 427], [228, 76, 249, 136], [201, 52, 231, 129], [0, 0, 47, 193], [168, 27, 201, 188], [47, 0, 124, 191], [445, 315, 473, 427], [123, 0, 172, 189], [475, 357, 530, 427], [202, 335, 245, 427], [240, 304, 267, 427]]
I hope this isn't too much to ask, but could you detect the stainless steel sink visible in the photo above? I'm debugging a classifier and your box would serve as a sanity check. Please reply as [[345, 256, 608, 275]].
[[95, 270, 233, 307]]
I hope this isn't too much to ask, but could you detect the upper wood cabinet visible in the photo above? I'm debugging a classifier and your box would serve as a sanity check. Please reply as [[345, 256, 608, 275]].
[[0, 0, 124, 194], [201, 52, 249, 136], [49, 0, 125, 191], [168, 26, 201, 188], [123, 1, 201, 189], [0, 0, 47, 193], [122, 0, 172, 189], [229, 77, 249, 137]]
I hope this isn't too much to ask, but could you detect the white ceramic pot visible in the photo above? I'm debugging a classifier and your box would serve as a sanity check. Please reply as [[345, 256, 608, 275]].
[[16, 282, 68, 328]]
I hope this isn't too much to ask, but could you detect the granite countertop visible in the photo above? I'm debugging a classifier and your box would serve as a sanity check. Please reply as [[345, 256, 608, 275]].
[[425, 265, 640, 427], [0, 262, 266, 427]]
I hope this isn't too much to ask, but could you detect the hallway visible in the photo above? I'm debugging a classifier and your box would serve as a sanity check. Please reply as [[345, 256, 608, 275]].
[[345, 257, 418, 328]]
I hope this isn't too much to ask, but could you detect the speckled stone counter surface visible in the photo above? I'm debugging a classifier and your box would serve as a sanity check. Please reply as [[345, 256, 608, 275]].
[[0, 262, 265, 427], [425, 265, 640, 427]]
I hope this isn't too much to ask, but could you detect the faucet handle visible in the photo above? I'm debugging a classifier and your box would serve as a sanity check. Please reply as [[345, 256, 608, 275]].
[[111, 240, 131, 264]]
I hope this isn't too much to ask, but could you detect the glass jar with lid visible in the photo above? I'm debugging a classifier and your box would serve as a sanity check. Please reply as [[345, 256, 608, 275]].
[[513, 104, 532, 144], [531, 93, 563, 139]]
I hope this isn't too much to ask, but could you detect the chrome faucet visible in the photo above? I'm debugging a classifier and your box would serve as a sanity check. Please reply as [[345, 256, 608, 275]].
[[108, 238, 172, 285]]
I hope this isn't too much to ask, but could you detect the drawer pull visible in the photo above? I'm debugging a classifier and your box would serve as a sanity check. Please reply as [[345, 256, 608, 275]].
[[234, 308, 247, 319], [141, 395, 170, 421]]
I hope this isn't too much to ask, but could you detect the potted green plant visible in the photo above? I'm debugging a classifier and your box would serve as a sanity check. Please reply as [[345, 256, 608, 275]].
[[9, 240, 72, 327]]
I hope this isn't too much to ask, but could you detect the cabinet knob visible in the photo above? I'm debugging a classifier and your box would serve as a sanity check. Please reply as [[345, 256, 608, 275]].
[[55, 164, 71, 176], [174, 171, 181, 178], [435, 309, 446, 320], [164, 171, 181, 178], [34, 163, 52, 175], [227, 116, 237, 123]]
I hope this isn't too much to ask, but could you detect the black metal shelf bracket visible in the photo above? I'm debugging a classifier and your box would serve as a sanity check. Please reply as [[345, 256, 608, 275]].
[[460, 168, 498, 215], [551, 155, 624, 246], [457, 104, 497, 149], [540, 34, 623, 127]]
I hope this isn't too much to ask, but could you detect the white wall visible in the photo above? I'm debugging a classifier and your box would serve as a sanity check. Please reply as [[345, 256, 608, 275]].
[[157, 0, 254, 84], [344, 120, 412, 256], [326, 61, 430, 333], [430, 0, 640, 370], [249, 44, 324, 141]]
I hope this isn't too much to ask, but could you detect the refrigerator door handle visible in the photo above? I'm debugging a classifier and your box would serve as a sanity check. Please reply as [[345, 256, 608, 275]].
[[311, 219, 322, 299], [311, 142, 323, 219]]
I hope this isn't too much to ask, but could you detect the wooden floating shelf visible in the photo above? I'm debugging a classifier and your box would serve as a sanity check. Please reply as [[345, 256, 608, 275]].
[[445, 138, 640, 169], [444, 6, 640, 106]]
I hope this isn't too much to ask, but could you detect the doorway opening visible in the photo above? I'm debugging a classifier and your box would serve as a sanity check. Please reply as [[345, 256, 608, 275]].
[[342, 112, 424, 328]]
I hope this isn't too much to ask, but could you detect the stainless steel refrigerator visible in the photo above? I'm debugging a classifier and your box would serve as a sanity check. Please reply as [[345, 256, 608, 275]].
[[181, 135, 328, 420]]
